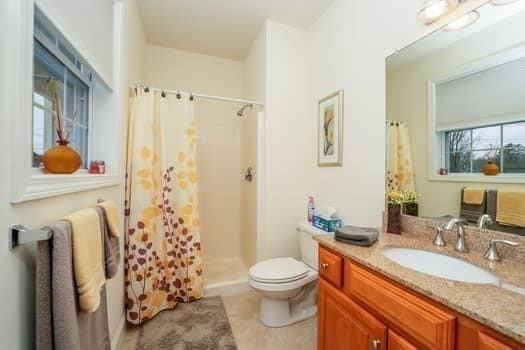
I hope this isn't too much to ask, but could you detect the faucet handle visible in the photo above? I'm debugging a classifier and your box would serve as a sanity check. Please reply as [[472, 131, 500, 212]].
[[432, 227, 446, 247], [484, 239, 519, 262]]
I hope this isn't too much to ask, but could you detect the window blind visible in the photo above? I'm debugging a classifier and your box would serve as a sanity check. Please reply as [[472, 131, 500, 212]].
[[435, 56, 525, 131]]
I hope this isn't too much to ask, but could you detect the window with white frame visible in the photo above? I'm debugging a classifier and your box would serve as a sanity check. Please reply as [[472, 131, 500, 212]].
[[434, 54, 525, 177], [444, 121, 525, 174], [32, 7, 95, 169], [7, 2, 121, 203]]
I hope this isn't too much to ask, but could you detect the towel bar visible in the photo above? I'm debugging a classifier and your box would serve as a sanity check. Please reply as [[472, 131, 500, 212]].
[[9, 198, 106, 251], [9, 225, 53, 251]]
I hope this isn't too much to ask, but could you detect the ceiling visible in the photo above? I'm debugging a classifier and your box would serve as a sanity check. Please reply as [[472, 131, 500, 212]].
[[136, 0, 335, 60]]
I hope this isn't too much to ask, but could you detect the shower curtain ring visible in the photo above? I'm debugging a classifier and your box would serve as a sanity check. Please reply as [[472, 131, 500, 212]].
[[189, 93, 194, 101], [144, 86, 150, 93], [176, 90, 182, 99], [161, 90, 166, 98]]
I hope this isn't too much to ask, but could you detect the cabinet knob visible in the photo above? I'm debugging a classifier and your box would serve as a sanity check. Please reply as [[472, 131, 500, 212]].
[[320, 262, 329, 270], [371, 339, 381, 350]]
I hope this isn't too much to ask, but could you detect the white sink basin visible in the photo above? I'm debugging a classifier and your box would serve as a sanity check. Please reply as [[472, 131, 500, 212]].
[[382, 247, 500, 285]]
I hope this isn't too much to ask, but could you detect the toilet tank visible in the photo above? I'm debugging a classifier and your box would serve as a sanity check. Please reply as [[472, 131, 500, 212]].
[[298, 221, 332, 270]]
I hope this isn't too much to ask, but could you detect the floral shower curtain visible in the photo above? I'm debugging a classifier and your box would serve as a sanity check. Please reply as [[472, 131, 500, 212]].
[[386, 121, 415, 191], [124, 88, 203, 324]]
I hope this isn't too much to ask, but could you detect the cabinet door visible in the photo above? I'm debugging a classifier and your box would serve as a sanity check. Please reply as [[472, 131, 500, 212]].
[[388, 330, 418, 350], [318, 278, 386, 350], [478, 332, 513, 350]]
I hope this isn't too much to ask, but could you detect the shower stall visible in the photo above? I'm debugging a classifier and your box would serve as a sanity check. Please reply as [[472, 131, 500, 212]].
[[193, 96, 262, 295]]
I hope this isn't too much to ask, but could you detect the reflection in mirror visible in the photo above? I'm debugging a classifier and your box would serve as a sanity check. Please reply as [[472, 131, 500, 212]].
[[386, 1, 525, 236]]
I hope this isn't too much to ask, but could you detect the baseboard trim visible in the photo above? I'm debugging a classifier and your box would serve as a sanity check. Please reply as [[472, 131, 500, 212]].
[[111, 314, 126, 350], [204, 278, 251, 297]]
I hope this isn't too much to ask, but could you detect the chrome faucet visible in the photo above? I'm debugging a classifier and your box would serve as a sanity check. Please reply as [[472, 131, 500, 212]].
[[477, 214, 493, 230], [444, 218, 469, 253], [484, 239, 519, 262]]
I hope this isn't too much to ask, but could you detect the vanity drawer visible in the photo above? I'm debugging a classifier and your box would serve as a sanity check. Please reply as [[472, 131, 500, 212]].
[[348, 263, 456, 350], [318, 247, 343, 288]]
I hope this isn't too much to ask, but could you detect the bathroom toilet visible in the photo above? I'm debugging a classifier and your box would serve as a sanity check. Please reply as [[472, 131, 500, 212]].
[[249, 222, 331, 327]]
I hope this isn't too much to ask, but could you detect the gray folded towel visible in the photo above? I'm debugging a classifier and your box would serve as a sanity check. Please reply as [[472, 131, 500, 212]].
[[36, 221, 111, 350], [95, 206, 120, 278], [335, 225, 379, 246], [460, 187, 487, 223], [335, 236, 377, 247]]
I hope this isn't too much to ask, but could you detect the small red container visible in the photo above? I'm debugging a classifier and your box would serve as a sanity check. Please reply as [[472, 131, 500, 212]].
[[89, 160, 106, 174]]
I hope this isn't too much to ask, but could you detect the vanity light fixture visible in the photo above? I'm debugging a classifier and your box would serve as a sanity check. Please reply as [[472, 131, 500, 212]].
[[444, 10, 480, 31], [418, 0, 458, 24]]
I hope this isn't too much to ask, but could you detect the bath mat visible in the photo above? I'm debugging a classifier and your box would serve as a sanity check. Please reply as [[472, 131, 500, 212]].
[[136, 296, 237, 350]]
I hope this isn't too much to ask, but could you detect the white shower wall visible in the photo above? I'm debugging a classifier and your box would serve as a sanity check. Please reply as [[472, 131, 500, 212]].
[[240, 108, 259, 267], [195, 99, 242, 261], [143, 45, 256, 273]]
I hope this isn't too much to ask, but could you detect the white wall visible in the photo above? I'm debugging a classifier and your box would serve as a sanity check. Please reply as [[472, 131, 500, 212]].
[[243, 26, 267, 103], [241, 26, 266, 265], [0, 0, 146, 348], [36, 0, 115, 86], [306, 0, 394, 233], [259, 21, 311, 260], [112, 0, 147, 342], [144, 45, 246, 263]]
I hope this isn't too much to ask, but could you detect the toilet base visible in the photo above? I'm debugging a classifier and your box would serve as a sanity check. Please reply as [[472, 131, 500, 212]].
[[259, 296, 317, 328]]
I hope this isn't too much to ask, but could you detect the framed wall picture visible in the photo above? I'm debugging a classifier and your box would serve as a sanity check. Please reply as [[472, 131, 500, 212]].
[[318, 90, 343, 166]]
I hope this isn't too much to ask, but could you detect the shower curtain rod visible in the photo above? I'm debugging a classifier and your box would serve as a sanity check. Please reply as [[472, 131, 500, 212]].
[[131, 85, 264, 107]]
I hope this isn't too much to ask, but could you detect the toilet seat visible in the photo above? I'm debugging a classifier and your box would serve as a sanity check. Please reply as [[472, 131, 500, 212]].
[[249, 257, 309, 284], [249, 269, 318, 292]]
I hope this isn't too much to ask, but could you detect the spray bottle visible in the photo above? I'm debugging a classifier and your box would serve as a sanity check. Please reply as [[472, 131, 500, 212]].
[[307, 196, 315, 223]]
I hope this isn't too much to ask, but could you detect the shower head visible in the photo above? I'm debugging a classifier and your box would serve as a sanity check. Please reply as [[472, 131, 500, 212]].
[[236, 104, 253, 117]]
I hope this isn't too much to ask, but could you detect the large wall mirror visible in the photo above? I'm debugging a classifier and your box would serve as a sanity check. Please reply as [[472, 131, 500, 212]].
[[386, 1, 525, 236]]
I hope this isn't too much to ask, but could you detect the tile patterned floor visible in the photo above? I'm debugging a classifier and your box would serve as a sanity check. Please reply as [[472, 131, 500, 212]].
[[119, 290, 317, 350], [223, 291, 317, 350]]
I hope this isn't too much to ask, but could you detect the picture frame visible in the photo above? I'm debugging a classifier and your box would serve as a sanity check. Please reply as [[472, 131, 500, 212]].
[[318, 90, 343, 167]]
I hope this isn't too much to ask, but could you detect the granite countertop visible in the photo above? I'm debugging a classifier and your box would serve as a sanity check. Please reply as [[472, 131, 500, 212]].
[[315, 231, 525, 344]]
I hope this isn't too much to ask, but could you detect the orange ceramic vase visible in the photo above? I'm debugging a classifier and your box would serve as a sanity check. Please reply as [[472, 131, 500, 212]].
[[42, 140, 82, 174], [482, 161, 499, 176]]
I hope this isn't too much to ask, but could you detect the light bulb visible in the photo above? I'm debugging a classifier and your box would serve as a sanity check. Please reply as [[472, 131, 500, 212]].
[[444, 10, 480, 31], [418, 0, 458, 24], [424, 1, 448, 19]]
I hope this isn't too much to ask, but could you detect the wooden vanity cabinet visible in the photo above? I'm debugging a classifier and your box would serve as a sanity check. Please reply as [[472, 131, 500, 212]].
[[318, 278, 387, 350], [318, 246, 524, 350]]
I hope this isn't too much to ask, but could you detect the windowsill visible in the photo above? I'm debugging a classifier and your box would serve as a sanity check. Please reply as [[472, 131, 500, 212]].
[[428, 173, 525, 184], [11, 170, 121, 203]]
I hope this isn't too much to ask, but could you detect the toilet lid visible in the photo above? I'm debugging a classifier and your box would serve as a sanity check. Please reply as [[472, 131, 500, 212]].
[[249, 257, 309, 284]]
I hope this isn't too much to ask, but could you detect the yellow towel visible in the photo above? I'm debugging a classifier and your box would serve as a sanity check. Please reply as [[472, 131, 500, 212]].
[[63, 208, 105, 312], [496, 191, 525, 228], [97, 200, 120, 238], [463, 188, 485, 205]]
